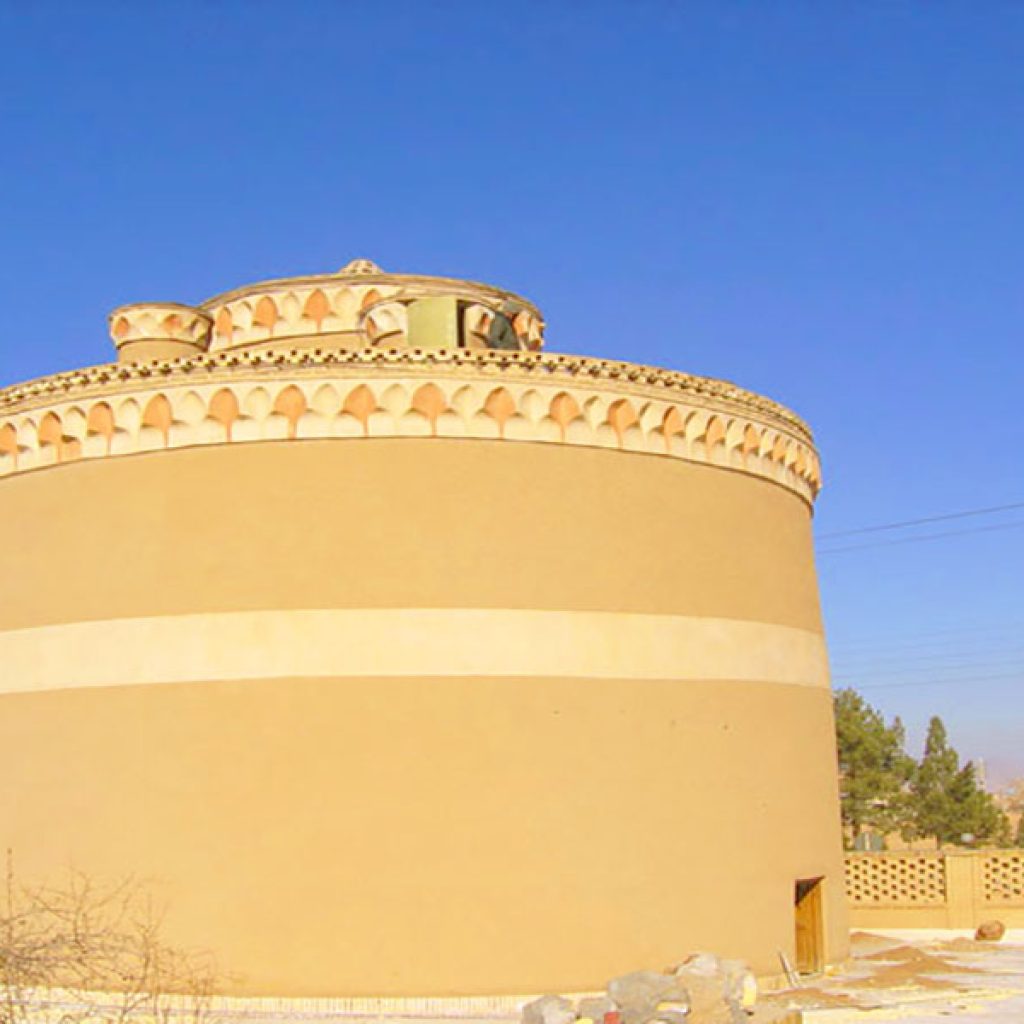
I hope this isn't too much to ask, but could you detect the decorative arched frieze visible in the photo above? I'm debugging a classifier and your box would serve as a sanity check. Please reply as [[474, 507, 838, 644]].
[[0, 350, 822, 503]]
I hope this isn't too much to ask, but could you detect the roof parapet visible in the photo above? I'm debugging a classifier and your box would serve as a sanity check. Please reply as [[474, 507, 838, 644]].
[[108, 303, 213, 365], [108, 260, 545, 364]]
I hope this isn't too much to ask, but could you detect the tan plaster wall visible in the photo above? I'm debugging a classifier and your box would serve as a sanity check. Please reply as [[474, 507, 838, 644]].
[[846, 852, 1024, 930], [0, 676, 845, 997], [116, 339, 204, 363], [0, 437, 846, 995], [0, 610, 830, 694], [0, 440, 823, 632], [849, 905, 1024, 929]]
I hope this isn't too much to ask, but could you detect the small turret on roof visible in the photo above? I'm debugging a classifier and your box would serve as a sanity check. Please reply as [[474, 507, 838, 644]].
[[108, 259, 545, 364]]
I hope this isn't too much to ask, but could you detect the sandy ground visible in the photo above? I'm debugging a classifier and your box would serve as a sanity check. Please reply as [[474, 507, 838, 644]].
[[759, 929, 1024, 1023]]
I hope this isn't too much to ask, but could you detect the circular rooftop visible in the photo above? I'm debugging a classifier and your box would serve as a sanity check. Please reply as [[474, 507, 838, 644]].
[[0, 260, 822, 505], [108, 260, 545, 362]]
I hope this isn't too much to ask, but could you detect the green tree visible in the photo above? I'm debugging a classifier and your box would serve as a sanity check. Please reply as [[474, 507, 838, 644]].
[[909, 716, 959, 841], [908, 716, 1010, 845], [949, 762, 1011, 845], [833, 689, 913, 844]]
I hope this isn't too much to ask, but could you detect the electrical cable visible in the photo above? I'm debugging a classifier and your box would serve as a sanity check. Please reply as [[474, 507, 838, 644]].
[[834, 662, 1024, 684], [828, 622, 1024, 654], [809, 508, 1023, 694], [831, 643, 1023, 665], [816, 501, 1024, 539], [851, 670, 1023, 691], [832, 649, 1024, 672], [817, 519, 1024, 554]]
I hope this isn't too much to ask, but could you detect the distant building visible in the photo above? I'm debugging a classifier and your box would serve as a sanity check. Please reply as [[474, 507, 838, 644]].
[[0, 260, 847, 999]]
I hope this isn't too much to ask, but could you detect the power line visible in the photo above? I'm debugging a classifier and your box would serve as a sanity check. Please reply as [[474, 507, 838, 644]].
[[816, 501, 1024, 540], [832, 647, 1024, 672], [834, 647, 1024, 672], [830, 635, 1024, 660], [827, 620, 1024, 653], [830, 636, 1024, 659], [835, 655, 1024, 677], [850, 670, 1023, 691], [817, 519, 1024, 555], [833, 662, 1024, 685]]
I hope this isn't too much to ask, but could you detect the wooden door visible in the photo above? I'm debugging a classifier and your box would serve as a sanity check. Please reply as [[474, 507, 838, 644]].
[[794, 877, 824, 974]]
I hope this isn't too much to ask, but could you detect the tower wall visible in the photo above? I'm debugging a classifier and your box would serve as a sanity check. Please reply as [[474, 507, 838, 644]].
[[0, 363, 847, 995]]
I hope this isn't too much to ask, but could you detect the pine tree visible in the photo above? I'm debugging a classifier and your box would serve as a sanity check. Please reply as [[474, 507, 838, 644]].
[[833, 689, 913, 843], [910, 717, 959, 841], [908, 716, 1011, 845]]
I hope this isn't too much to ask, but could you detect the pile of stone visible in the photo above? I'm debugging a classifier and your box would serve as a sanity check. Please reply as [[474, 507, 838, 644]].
[[521, 954, 757, 1024]]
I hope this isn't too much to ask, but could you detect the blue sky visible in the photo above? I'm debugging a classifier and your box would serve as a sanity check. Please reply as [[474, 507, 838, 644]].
[[1, 3, 1021, 782]]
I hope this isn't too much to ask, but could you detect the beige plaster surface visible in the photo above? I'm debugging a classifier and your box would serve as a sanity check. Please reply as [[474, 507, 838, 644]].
[[0, 609, 830, 694], [116, 338, 205, 363], [0, 427, 846, 996], [0, 440, 823, 632], [0, 675, 847, 997]]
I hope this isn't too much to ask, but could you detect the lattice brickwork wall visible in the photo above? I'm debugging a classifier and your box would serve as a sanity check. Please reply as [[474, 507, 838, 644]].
[[845, 855, 947, 905], [982, 854, 1024, 903]]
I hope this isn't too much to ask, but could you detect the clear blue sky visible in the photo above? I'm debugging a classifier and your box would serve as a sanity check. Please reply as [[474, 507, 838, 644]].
[[1, 3, 1021, 782]]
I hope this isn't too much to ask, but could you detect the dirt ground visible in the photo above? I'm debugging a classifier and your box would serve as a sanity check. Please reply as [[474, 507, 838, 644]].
[[759, 928, 1024, 1022]]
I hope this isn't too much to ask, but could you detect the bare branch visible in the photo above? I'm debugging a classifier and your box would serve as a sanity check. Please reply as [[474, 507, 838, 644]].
[[0, 859, 222, 1024]]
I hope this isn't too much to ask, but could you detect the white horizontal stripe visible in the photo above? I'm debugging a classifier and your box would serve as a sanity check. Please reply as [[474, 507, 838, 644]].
[[0, 609, 829, 695]]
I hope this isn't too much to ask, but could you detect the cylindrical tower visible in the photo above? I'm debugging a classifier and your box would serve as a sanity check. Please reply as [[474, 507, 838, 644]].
[[0, 261, 847, 999]]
